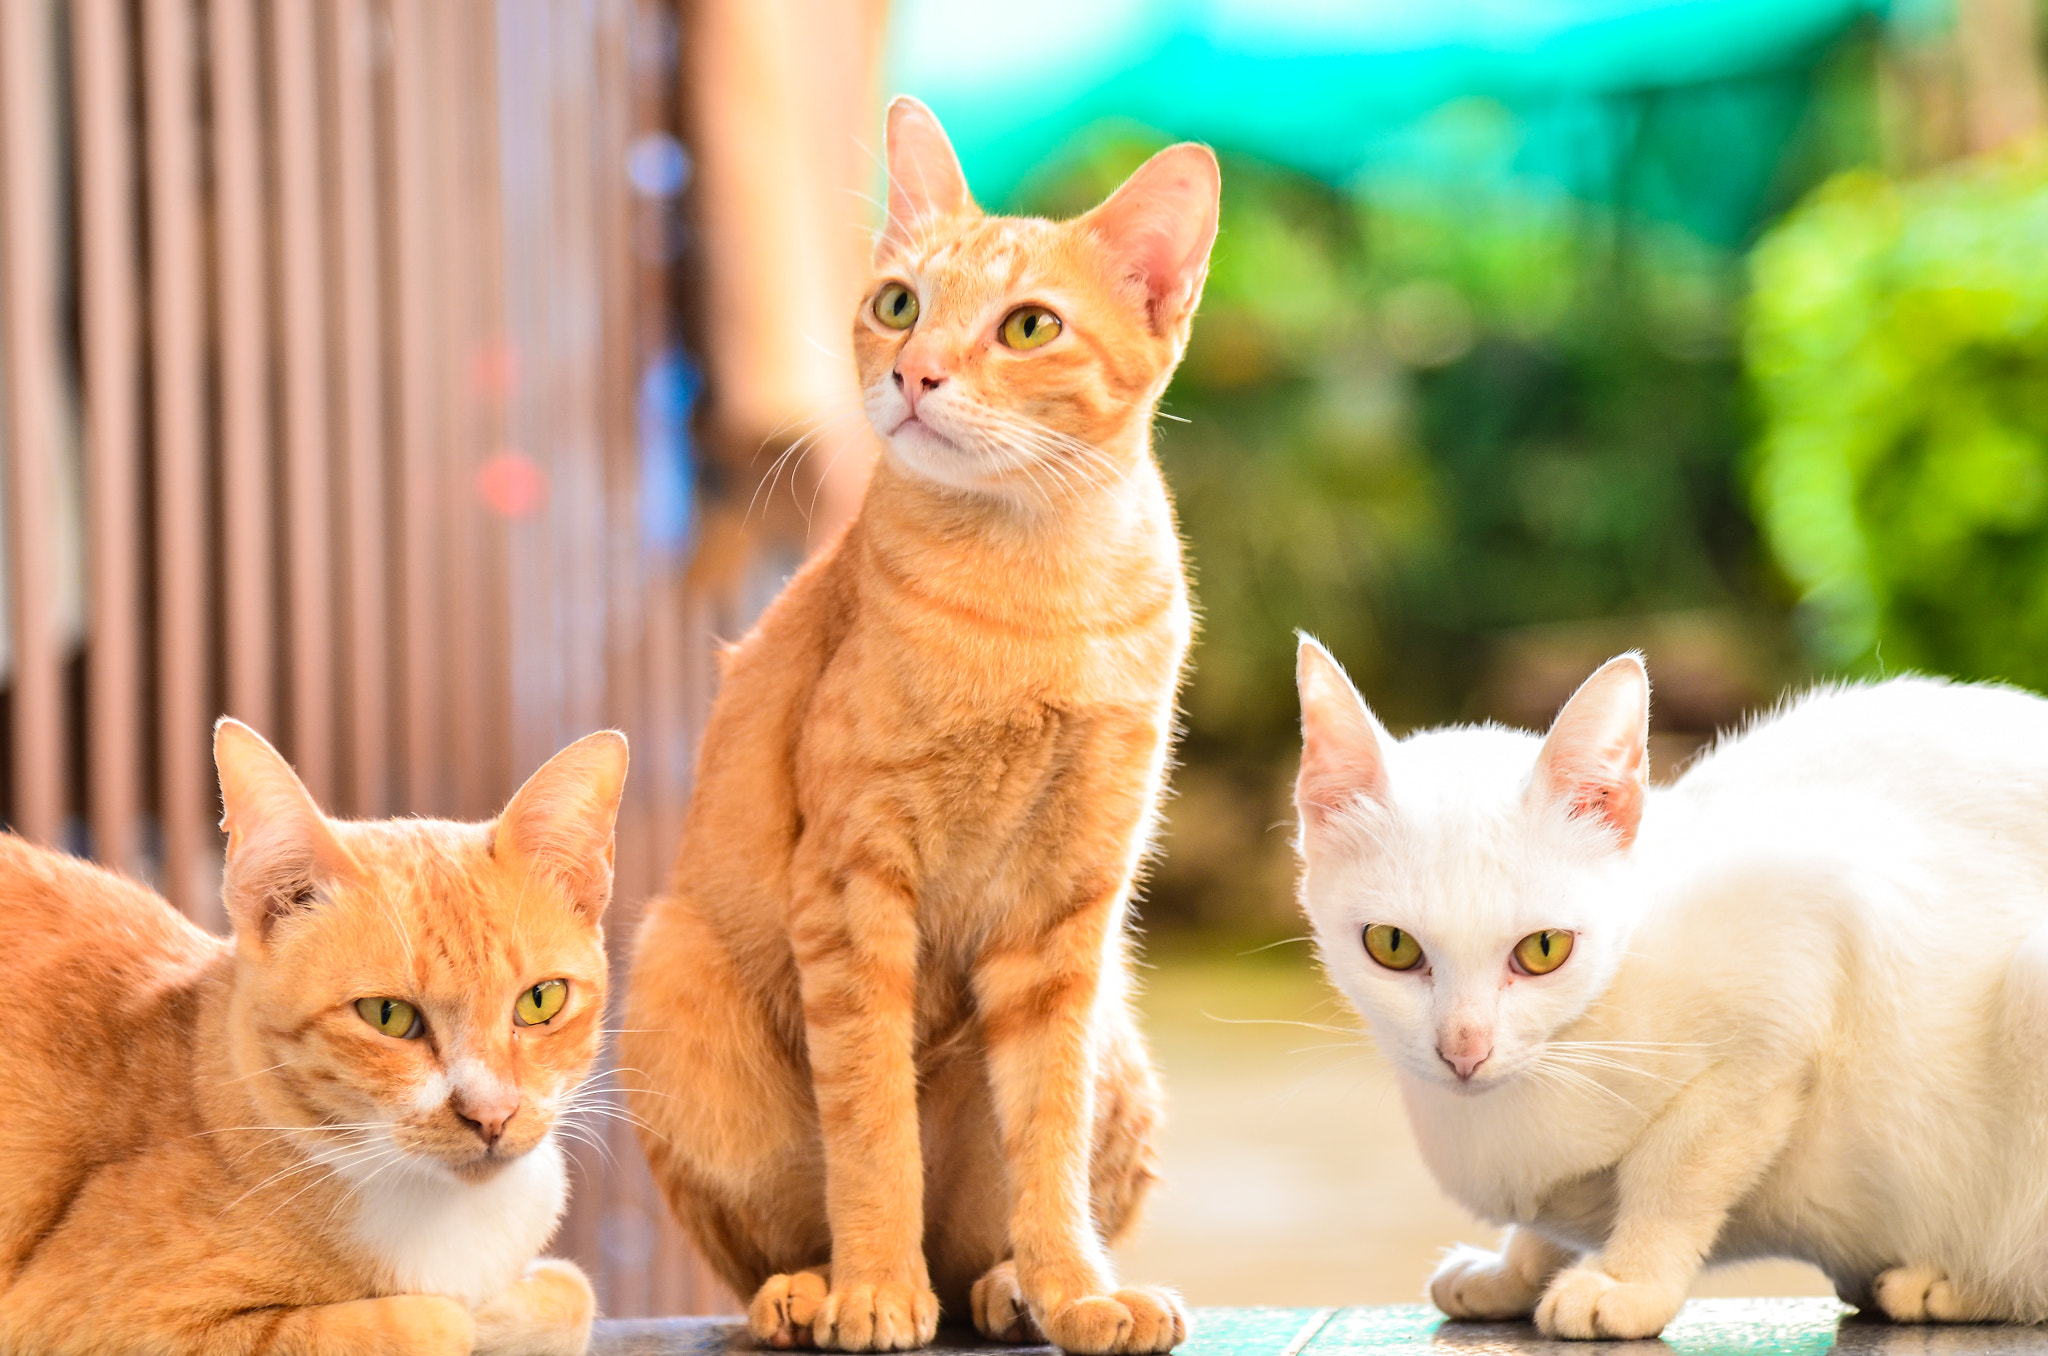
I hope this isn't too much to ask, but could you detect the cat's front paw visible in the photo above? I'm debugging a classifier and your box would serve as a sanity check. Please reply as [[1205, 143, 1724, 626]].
[[472, 1258, 595, 1356], [810, 1280, 939, 1352], [1429, 1244, 1543, 1321], [749, 1271, 831, 1349], [970, 1261, 1044, 1344], [1038, 1287, 1188, 1354], [1874, 1265, 1988, 1323], [1535, 1266, 1684, 1340]]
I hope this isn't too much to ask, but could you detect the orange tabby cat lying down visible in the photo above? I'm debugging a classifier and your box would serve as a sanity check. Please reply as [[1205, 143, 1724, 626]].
[[623, 98, 1217, 1354], [0, 720, 626, 1356]]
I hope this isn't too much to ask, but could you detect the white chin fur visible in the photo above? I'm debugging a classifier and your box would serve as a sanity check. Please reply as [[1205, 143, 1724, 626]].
[[343, 1133, 568, 1306]]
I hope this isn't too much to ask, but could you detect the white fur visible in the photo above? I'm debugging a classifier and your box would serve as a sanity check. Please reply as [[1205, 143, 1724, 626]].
[[1297, 670, 2048, 1335], [339, 1134, 568, 1307]]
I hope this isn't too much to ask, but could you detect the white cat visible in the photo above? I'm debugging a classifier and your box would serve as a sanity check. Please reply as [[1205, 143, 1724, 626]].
[[1292, 636, 2048, 1339]]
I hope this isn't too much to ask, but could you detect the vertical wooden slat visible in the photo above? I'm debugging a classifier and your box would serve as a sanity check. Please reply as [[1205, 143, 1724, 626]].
[[143, 0, 220, 925], [389, 0, 446, 815], [210, 0, 276, 738], [437, 0, 494, 821], [326, 0, 391, 818], [72, 0, 146, 873], [272, 0, 337, 803], [0, 0, 66, 847]]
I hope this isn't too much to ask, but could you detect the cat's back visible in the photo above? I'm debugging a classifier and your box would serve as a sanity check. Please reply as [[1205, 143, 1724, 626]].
[[0, 835, 221, 1202], [1676, 676, 2048, 810]]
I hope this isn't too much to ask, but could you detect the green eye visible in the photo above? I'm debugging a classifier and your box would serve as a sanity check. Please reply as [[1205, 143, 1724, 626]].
[[1000, 305, 1061, 350], [1513, 930, 1574, 976], [1363, 924, 1423, 971], [356, 996, 422, 1039], [874, 283, 919, 330], [515, 979, 568, 1027]]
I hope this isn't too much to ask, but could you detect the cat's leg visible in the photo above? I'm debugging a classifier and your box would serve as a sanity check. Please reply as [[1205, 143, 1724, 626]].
[[1535, 1076, 1802, 1341], [260, 1295, 479, 1356], [1872, 1266, 2000, 1323], [785, 843, 939, 1352], [975, 897, 1187, 1355], [1431, 1227, 1576, 1321], [471, 1258, 596, 1356], [624, 893, 834, 1326]]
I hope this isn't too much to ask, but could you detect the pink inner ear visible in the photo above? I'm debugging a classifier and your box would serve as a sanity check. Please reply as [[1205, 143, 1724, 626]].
[[1085, 145, 1219, 328], [1532, 655, 1649, 847], [880, 98, 971, 254], [1295, 641, 1389, 830]]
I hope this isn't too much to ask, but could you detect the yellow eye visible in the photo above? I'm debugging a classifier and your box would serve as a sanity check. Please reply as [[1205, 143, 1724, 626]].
[[515, 979, 568, 1027], [1514, 930, 1574, 976], [874, 283, 919, 330], [356, 996, 422, 1039], [1363, 924, 1424, 971], [1000, 305, 1062, 350]]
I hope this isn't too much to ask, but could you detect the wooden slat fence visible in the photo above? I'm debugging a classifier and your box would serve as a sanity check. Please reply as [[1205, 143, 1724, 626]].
[[0, 0, 737, 1316]]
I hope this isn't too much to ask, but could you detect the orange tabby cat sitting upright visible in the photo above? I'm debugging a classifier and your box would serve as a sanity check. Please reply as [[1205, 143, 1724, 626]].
[[0, 720, 626, 1356], [622, 98, 1217, 1354]]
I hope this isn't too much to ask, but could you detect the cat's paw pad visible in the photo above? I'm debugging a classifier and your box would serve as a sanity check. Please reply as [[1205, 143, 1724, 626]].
[[1040, 1288, 1188, 1354], [1874, 1266, 1982, 1323], [1429, 1244, 1543, 1321], [472, 1258, 596, 1356], [810, 1281, 939, 1352], [749, 1270, 831, 1349], [971, 1261, 1044, 1344], [1535, 1266, 1683, 1340]]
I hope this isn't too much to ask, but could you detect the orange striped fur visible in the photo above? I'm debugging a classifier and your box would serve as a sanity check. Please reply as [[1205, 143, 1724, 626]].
[[623, 99, 1218, 1354]]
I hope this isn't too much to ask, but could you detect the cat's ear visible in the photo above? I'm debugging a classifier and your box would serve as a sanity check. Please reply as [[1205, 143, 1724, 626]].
[[1083, 142, 1221, 336], [493, 731, 629, 918], [1530, 654, 1650, 849], [1295, 635, 1392, 833], [216, 718, 360, 941], [879, 96, 973, 258]]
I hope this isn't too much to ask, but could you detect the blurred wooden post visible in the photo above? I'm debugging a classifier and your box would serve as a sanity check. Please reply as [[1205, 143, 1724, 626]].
[[72, 0, 146, 872], [326, 0, 393, 819], [0, 0, 66, 847], [143, 0, 221, 926], [273, 0, 339, 803], [681, 0, 890, 559], [1957, 0, 2046, 152], [211, 0, 277, 739]]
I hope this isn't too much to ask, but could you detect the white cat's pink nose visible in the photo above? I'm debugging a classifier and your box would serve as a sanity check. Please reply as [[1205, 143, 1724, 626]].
[[1438, 1036, 1493, 1081]]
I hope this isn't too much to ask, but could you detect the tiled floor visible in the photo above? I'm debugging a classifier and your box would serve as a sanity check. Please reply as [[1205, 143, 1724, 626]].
[[592, 1300, 2048, 1354]]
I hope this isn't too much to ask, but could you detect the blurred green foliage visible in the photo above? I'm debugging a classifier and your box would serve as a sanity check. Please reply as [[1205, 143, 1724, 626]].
[[1748, 145, 2048, 687], [1002, 34, 1897, 930]]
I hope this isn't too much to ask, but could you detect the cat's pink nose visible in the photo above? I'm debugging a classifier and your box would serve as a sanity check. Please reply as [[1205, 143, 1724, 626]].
[[893, 355, 947, 412], [1438, 1039, 1492, 1081], [453, 1087, 521, 1147]]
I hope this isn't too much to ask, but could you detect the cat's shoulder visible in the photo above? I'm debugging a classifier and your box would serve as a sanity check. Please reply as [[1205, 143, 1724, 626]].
[[0, 831, 216, 970]]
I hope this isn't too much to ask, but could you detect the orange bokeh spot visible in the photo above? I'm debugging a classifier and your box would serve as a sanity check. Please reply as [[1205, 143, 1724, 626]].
[[478, 451, 548, 518]]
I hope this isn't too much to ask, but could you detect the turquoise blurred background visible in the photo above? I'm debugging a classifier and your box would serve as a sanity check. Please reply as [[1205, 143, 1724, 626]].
[[889, 0, 2048, 936]]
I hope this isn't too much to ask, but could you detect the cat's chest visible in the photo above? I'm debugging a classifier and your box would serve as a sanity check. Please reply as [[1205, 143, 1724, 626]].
[[343, 1135, 568, 1306], [1403, 1076, 1642, 1225]]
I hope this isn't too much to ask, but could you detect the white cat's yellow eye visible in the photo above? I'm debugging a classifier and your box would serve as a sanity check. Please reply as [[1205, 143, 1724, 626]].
[[1000, 305, 1061, 350], [356, 996, 423, 1039], [1363, 923, 1423, 971], [875, 283, 919, 330], [515, 979, 569, 1027], [1513, 930, 1573, 976]]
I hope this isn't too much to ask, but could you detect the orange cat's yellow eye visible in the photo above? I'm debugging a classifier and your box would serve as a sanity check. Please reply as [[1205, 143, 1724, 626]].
[[1000, 305, 1061, 350], [515, 979, 569, 1027], [1513, 930, 1573, 976], [875, 283, 919, 330], [1363, 924, 1423, 971], [356, 996, 422, 1039]]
